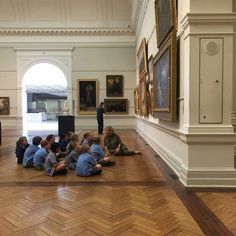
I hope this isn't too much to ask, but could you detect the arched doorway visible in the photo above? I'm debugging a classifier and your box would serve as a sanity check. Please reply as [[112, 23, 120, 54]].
[[22, 63, 67, 133]]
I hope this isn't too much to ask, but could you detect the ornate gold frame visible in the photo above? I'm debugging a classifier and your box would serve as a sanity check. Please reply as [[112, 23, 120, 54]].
[[155, 0, 177, 48], [77, 79, 99, 115], [137, 38, 148, 80], [153, 31, 177, 121]]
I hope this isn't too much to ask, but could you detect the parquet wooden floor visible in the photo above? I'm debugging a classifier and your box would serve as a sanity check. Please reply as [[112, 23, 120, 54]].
[[0, 128, 235, 235]]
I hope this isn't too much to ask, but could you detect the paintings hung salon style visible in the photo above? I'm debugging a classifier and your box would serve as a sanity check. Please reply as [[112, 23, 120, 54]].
[[77, 79, 99, 114], [0, 97, 10, 115]]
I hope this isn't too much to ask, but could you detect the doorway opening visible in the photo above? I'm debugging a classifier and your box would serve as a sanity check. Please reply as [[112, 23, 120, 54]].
[[22, 63, 67, 134]]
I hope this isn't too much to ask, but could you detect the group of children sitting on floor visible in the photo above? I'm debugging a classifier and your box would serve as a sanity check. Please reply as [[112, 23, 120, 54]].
[[15, 127, 122, 177]]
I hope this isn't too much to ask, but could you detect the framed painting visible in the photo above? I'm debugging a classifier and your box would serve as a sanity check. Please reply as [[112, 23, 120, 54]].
[[148, 55, 154, 84], [104, 99, 128, 114], [137, 38, 148, 80], [77, 79, 99, 114], [134, 85, 140, 115], [155, 0, 177, 47], [153, 31, 177, 121], [147, 56, 154, 115], [106, 75, 123, 97], [140, 76, 148, 116], [0, 97, 10, 115]]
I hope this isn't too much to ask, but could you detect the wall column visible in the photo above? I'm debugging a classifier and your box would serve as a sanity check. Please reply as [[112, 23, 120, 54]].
[[179, 0, 236, 186]]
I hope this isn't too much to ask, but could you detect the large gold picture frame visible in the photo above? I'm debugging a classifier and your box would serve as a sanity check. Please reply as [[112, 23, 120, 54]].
[[153, 31, 177, 121], [140, 76, 148, 116], [137, 38, 148, 80], [134, 85, 140, 115], [77, 79, 99, 114], [155, 0, 177, 48]]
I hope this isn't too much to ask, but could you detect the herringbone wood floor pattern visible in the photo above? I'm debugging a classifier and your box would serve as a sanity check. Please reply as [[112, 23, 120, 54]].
[[197, 192, 236, 235], [0, 128, 235, 235]]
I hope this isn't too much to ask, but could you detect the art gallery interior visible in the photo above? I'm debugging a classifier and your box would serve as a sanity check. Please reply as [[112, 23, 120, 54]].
[[0, 0, 236, 235]]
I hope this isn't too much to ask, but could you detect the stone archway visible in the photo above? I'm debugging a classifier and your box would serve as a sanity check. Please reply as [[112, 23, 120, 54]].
[[15, 49, 73, 129]]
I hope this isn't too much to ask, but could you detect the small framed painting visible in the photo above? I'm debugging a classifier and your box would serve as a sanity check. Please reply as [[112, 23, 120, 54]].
[[0, 97, 10, 115], [106, 75, 123, 97]]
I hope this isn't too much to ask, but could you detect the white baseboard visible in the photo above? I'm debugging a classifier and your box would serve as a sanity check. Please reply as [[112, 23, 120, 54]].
[[137, 125, 236, 188], [137, 127, 182, 177]]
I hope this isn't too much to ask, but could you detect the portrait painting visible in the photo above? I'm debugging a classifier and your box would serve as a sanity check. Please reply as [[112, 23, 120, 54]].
[[137, 38, 148, 80], [140, 77, 148, 116], [153, 31, 177, 121], [77, 79, 99, 114], [106, 75, 123, 97], [104, 99, 128, 114], [0, 97, 10, 115], [155, 0, 177, 47], [134, 86, 140, 114]]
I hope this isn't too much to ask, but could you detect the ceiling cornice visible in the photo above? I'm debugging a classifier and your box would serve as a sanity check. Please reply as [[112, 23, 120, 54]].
[[0, 27, 135, 36]]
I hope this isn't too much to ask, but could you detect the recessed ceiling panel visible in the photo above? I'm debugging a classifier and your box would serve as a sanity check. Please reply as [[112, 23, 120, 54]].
[[25, 0, 59, 21], [0, 0, 17, 21]]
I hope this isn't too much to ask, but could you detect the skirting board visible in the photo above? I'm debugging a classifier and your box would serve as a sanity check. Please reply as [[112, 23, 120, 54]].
[[180, 168, 236, 188], [137, 126, 236, 188], [136, 127, 182, 178]]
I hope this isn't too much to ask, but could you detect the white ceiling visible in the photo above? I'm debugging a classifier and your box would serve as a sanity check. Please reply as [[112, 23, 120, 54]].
[[0, 0, 144, 36]]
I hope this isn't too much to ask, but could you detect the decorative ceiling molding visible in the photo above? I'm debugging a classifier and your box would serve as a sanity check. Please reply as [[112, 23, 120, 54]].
[[0, 28, 134, 36], [0, 0, 138, 36]]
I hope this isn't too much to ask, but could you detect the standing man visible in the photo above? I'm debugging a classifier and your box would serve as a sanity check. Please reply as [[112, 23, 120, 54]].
[[96, 102, 105, 135]]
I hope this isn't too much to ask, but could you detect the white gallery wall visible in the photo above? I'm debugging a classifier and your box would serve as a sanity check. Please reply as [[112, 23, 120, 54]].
[[135, 0, 236, 187], [0, 0, 137, 130], [0, 48, 18, 128], [72, 46, 136, 129]]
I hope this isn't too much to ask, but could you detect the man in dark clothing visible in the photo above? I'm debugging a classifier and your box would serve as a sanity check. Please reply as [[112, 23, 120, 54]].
[[96, 102, 105, 134], [104, 126, 142, 156]]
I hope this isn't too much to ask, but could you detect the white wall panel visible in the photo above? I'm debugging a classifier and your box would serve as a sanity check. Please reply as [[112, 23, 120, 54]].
[[22, 0, 61, 26], [0, 48, 17, 70], [72, 47, 135, 71], [200, 38, 223, 123], [0, 72, 17, 88]]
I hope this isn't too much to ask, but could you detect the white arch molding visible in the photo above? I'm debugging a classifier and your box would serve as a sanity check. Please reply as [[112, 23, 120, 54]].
[[15, 49, 73, 128]]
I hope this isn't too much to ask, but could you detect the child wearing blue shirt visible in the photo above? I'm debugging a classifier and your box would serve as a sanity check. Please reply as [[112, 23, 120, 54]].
[[44, 142, 68, 176], [76, 145, 102, 177], [23, 136, 42, 167], [91, 136, 115, 166], [33, 139, 50, 170]]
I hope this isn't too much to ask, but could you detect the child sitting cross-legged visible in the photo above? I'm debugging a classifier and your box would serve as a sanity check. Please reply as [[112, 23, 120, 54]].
[[15, 136, 29, 165], [75, 144, 102, 177], [91, 136, 115, 166], [33, 139, 51, 170], [44, 142, 68, 176], [23, 136, 42, 167], [65, 141, 80, 170]]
